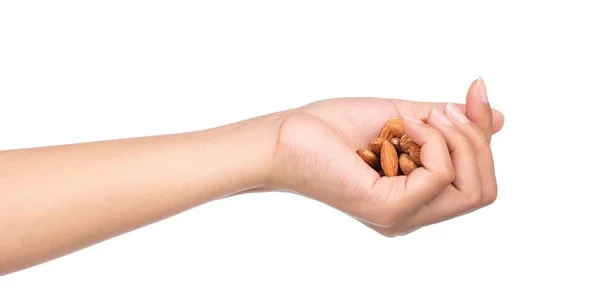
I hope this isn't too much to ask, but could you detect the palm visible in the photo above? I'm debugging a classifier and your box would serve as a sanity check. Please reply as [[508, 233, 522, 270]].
[[272, 95, 504, 232], [302, 97, 402, 148], [273, 97, 431, 223], [274, 79, 503, 235]]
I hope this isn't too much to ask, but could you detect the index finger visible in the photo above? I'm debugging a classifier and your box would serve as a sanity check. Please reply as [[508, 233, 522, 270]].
[[395, 112, 455, 214]]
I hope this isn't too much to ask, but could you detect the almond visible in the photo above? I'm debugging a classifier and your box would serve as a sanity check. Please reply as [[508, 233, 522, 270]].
[[399, 134, 422, 165], [387, 120, 405, 138], [368, 137, 385, 155], [380, 140, 399, 177], [388, 117, 403, 124], [399, 153, 417, 176], [357, 148, 379, 169], [379, 124, 394, 140], [390, 137, 403, 154]]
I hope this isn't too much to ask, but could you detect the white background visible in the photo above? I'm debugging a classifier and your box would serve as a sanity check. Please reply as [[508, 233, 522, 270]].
[[1, 1, 599, 295]]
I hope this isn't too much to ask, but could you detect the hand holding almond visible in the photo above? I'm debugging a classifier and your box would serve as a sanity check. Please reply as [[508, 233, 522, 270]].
[[0, 76, 504, 276], [271, 77, 502, 236]]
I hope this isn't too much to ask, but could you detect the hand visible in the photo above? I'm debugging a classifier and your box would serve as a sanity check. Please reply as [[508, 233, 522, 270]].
[[270, 77, 503, 236]]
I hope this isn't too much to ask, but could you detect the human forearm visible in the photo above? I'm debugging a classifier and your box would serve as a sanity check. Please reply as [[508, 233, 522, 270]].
[[0, 112, 282, 275]]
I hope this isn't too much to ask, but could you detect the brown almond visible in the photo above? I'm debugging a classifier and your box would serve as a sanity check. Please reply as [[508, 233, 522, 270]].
[[388, 117, 403, 124], [399, 134, 422, 165], [410, 151, 421, 166], [357, 148, 379, 169], [368, 137, 385, 156], [380, 117, 404, 140], [390, 137, 403, 154], [399, 153, 418, 176], [380, 140, 399, 177], [387, 120, 405, 138], [379, 124, 394, 140]]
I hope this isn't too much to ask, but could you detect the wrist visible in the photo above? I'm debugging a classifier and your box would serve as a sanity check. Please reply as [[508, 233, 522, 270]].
[[195, 111, 288, 198]]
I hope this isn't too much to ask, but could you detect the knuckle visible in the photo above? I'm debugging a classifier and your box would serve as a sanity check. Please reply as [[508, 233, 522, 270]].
[[460, 122, 488, 147], [432, 129, 446, 143], [438, 166, 456, 184], [458, 135, 475, 151], [471, 127, 490, 147], [482, 185, 498, 206], [466, 191, 484, 208]]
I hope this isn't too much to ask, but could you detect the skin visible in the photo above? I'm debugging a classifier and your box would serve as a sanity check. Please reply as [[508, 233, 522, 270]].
[[0, 77, 504, 276]]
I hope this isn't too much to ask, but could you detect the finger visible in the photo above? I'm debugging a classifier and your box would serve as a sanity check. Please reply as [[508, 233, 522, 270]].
[[427, 108, 482, 196], [466, 77, 494, 142], [458, 102, 503, 135], [400, 189, 474, 232], [383, 111, 455, 215], [390, 99, 504, 134], [446, 102, 498, 206], [394, 108, 484, 230], [361, 188, 475, 237], [394, 106, 489, 229]]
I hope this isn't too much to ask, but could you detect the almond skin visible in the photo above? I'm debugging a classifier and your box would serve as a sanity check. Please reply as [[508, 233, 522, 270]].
[[388, 117, 403, 124], [390, 137, 403, 154], [379, 125, 394, 140], [368, 137, 385, 156], [380, 140, 399, 177], [387, 120, 405, 138], [399, 134, 422, 165], [380, 117, 404, 140], [357, 148, 379, 169], [399, 153, 418, 176]]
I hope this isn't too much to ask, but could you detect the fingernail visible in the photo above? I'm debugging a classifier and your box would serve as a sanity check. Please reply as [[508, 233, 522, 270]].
[[431, 108, 452, 126], [401, 112, 422, 125], [446, 103, 470, 124], [477, 76, 488, 102]]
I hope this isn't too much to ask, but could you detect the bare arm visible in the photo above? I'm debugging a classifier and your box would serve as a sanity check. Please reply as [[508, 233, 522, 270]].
[[0, 113, 283, 276], [0, 85, 504, 276]]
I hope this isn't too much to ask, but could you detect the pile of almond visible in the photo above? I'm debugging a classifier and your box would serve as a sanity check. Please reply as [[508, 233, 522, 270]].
[[357, 117, 424, 177]]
